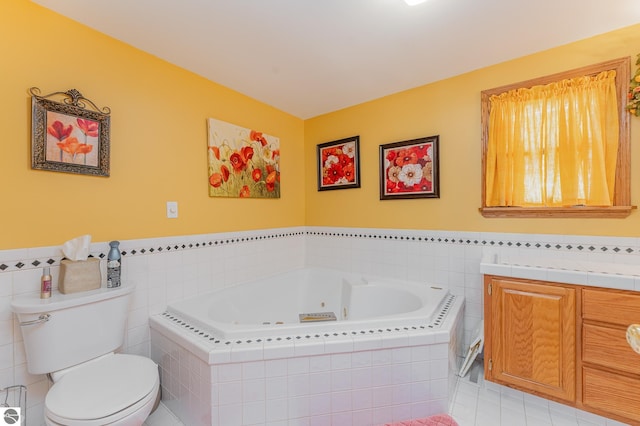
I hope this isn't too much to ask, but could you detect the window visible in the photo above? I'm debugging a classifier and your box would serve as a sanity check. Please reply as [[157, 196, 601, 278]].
[[480, 57, 632, 218]]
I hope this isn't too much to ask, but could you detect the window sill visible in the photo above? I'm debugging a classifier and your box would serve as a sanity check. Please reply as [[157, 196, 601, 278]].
[[479, 206, 636, 219]]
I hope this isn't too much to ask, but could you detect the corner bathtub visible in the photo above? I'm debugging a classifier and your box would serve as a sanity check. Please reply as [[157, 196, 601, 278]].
[[150, 268, 464, 426], [166, 267, 452, 340]]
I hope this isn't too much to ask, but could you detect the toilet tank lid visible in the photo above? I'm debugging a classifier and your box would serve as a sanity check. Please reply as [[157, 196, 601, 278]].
[[46, 354, 158, 421], [11, 283, 134, 314]]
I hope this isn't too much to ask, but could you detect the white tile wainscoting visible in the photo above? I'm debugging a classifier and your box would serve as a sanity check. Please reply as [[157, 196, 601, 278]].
[[2, 226, 640, 424]]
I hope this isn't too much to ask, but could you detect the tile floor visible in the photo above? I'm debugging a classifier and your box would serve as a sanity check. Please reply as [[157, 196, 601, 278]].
[[143, 361, 632, 426], [450, 362, 630, 426], [143, 403, 184, 426]]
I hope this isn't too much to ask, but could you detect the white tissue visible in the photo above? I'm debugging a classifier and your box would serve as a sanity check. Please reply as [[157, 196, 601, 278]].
[[61, 235, 92, 261]]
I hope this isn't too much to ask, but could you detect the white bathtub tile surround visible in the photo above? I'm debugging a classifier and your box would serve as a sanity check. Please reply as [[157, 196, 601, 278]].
[[149, 294, 464, 426], [2, 226, 640, 424], [145, 373, 634, 426]]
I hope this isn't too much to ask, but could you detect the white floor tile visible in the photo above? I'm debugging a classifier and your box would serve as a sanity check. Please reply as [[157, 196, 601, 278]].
[[143, 402, 184, 426], [448, 364, 629, 426]]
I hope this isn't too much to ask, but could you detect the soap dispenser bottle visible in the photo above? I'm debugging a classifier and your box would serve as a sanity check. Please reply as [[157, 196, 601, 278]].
[[107, 240, 121, 288], [40, 266, 52, 299]]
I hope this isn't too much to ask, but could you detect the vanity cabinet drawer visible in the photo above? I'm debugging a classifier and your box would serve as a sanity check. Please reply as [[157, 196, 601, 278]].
[[582, 288, 640, 325], [583, 366, 640, 421], [582, 323, 640, 375]]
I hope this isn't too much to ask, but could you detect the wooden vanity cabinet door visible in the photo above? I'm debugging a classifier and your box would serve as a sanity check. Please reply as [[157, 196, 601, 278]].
[[484, 277, 576, 402]]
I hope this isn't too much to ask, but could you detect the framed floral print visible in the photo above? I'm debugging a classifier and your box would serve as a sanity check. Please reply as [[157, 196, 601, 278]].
[[317, 136, 360, 191], [380, 135, 439, 200], [30, 87, 110, 177]]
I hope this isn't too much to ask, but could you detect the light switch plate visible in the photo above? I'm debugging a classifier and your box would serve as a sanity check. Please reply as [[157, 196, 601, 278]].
[[166, 201, 178, 218]]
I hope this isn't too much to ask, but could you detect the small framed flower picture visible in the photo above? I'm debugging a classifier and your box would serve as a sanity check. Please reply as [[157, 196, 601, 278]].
[[317, 136, 360, 191], [379, 135, 439, 200], [30, 87, 111, 177]]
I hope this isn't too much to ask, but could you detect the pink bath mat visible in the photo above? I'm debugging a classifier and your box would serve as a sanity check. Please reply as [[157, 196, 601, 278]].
[[384, 414, 459, 426]]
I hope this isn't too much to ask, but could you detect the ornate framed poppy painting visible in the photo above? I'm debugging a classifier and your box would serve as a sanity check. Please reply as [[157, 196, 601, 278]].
[[317, 136, 360, 191], [30, 87, 110, 177], [379, 135, 440, 200], [207, 118, 280, 198]]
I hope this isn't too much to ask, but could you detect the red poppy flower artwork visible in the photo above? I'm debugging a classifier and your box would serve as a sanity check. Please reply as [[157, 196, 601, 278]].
[[207, 118, 280, 198], [45, 112, 100, 167], [30, 87, 110, 177], [379, 136, 440, 200], [316, 136, 360, 191]]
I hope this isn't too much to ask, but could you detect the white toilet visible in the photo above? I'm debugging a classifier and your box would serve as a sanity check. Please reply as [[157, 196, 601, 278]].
[[11, 283, 160, 425]]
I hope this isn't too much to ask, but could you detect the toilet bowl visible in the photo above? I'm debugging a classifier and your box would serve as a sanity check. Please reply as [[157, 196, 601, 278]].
[[44, 354, 160, 426], [11, 283, 161, 426]]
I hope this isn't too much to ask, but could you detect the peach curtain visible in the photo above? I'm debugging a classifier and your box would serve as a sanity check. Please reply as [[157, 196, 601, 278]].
[[485, 71, 619, 207]]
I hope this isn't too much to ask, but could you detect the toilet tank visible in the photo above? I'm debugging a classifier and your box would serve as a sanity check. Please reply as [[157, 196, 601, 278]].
[[11, 284, 135, 375]]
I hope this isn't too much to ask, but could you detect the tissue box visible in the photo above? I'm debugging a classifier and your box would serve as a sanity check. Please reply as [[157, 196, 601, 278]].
[[59, 258, 101, 294]]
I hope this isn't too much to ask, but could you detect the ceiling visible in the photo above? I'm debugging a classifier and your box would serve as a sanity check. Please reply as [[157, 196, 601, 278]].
[[32, 0, 640, 119]]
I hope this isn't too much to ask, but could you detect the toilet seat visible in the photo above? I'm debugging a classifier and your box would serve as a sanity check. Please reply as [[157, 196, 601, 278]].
[[45, 354, 159, 426]]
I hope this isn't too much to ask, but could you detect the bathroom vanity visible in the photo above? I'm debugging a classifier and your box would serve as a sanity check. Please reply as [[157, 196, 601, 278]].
[[484, 274, 640, 425]]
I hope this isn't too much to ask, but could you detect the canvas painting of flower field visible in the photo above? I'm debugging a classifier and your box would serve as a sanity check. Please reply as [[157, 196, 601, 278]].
[[207, 118, 280, 198]]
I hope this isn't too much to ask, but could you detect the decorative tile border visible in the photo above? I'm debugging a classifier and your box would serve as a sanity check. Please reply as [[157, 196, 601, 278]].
[[1, 227, 639, 274], [0, 257, 58, 272], [0, 230, 305, 273], [306, 229, 639, 254]]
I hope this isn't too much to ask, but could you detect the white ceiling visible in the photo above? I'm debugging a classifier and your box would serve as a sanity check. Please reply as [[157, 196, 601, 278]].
[[32, 0, 640, 119]]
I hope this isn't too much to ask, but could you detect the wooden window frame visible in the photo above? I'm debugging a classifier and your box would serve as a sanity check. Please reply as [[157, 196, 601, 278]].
[[480, 57, 634, 218]]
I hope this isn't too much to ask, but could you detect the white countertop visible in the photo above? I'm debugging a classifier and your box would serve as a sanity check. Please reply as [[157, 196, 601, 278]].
[[480, 256, 640, 292]]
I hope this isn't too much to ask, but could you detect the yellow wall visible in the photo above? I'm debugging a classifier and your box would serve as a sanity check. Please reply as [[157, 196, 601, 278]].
[[1, 0, 305, 250], [305, 24, 640, 237], [5, 1, 640, 251]]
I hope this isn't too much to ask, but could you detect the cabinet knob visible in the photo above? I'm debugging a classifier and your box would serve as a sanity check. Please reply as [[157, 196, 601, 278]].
[[626, 324, 640, 354]]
